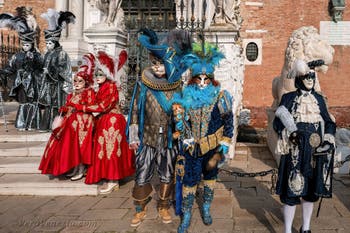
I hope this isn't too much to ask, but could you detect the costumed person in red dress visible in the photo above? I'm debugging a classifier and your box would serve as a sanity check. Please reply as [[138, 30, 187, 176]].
[[39, 53, 96, 178], [72, 50, 135, 194]]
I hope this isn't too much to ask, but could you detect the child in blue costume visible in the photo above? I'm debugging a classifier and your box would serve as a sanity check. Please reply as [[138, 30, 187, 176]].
[[173, 42, 234, 233]]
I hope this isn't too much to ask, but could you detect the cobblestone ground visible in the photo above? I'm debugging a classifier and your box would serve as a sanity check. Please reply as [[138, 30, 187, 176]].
[[0, 144, 349, 233]]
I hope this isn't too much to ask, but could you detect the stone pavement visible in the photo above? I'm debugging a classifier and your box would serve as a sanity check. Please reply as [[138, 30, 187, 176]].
[[1, 102, 350, 232], [0, 146, 349, 233]]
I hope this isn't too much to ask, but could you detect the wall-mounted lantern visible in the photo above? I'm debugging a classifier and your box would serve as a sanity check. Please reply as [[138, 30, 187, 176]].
[[329, 0, 346, 22]]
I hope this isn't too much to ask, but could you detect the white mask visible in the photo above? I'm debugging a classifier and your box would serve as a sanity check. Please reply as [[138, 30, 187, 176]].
[[302, 71, 316, 90], [46, 41, 55, 51], [22, 43, 32, 52]]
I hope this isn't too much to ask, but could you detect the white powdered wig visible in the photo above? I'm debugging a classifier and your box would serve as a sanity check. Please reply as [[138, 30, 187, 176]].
[[287, 59, 310, 79]]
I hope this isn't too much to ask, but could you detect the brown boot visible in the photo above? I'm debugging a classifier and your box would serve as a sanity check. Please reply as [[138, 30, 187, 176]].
[[130, 208, 147, 227], [158, 208, 172, 224], [158, 182, 173, 224], [131, 184, 153, 228]]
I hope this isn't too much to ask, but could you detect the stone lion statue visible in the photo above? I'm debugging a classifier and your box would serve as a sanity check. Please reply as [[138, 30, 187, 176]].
[[271, 26, 334, 109], [267, 26, 334, 163]]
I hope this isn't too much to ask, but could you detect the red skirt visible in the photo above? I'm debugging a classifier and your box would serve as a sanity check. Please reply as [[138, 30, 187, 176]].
[[39, 112, 94, 176], [85, 113, 135, 184]]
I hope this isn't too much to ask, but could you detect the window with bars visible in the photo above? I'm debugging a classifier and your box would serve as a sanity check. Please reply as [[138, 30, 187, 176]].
[[246, 42, 259, 62]]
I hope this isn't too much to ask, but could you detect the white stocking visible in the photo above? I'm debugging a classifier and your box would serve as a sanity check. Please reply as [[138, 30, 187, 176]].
[[283, 204, 296, 233], [301, 200, 313, 231]]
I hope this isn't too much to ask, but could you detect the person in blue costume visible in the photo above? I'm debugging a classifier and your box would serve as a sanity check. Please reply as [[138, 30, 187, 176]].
[[173, 42, 234, 233], [126, 28, 192, 227], [273, 59, 336, 233]]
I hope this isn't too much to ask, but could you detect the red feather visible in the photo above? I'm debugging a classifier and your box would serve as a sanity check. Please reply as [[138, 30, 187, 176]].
[[82, 53, 95, 84], [97, 51, 115, 79], [117, 50, 128, 71]]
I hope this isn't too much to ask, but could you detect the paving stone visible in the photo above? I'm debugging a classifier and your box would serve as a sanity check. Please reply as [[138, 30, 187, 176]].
[[94, 219, 135, 233], [56, 196, 101, 216], [78, 209, 129, 221], [92, 197, 128, 209]]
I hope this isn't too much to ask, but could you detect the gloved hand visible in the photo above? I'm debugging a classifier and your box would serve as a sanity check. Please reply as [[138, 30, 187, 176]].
[[175, 120, 184, 132], [316, 140, 335, 153], [218, 144, 229, 155], [289, 130, 301, 145], [59, 106, 68, 113], [183, 137, 194, 151]]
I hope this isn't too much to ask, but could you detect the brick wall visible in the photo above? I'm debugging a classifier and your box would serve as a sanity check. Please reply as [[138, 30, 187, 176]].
[[0, 0, 55, 51], [241, 0, 350, 128]]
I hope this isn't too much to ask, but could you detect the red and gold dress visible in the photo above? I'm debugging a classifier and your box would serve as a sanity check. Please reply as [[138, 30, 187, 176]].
[[39, 88, 95, 176], [77, 80, 135, 184]]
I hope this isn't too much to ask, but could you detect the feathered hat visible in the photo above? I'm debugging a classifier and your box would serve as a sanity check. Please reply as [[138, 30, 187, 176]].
[[288, 59, 325, 90], [95, 50, 128, 85], [181, 42, 225, 77], [138, 28, 193, 83], [0, 6, 38, 43], [41, 8, 75, 42], [138, 28, 192, 60], [76, 53, 96, 85]]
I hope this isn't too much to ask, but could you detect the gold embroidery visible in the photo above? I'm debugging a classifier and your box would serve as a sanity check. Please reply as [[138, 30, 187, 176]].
[[72, 120, 78, 131], [141, 70, 181, 91], [98, 136, 105, 159], [98, 116, 122, 159], [77, 114, 93, 146]]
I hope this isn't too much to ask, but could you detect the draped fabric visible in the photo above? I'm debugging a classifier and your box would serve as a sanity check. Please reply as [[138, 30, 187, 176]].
[[79, 81, 135, 184], [7, 50, 43, 130], [39, 88, 95, 175], [37, 46, 72, 131], [274, 91, 336, 205]]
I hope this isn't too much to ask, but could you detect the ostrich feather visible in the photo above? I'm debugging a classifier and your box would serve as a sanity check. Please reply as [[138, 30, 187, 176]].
[[41, 8, 59, 31], [0, 13, 29, 33], [57, 11, 76, 29]]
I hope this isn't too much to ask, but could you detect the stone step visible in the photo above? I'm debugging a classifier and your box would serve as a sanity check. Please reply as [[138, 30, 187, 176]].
[[0, 129, 50, 143], [0, 142, 45, 157], [0, 173, 98, 196], [0, 156, 41, 173]]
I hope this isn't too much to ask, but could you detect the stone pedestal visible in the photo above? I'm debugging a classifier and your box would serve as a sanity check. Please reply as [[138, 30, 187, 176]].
[[205, 28, 245, 159], [84, 27, 127, 56]]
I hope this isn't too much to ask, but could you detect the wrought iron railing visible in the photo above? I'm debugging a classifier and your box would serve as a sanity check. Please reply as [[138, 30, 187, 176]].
[[0, 30, 20, 101], [121, 0, 208, 113]]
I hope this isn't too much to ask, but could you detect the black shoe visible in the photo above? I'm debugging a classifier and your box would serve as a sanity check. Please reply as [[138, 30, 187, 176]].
[[300, 227, 311, 233]]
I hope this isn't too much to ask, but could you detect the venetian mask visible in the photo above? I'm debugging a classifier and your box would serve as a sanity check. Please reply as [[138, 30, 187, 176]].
[[194, 74, 211, 89], [73, 75, 86, 91], [95, 69, 107, 84], [302, 71, 316, 90], [151, 58, 166, 78], [46, 41, 55, 51], [22, 42, 32, 52]]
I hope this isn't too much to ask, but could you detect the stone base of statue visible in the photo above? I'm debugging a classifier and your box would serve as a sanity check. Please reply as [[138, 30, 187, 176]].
[[60, 39, 89, 67], [84, 26, 127, 58], [209, 23, 237, 31]]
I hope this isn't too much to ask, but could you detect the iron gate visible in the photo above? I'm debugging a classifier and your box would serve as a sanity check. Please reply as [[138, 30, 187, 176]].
[[121, 0, 208, 112]]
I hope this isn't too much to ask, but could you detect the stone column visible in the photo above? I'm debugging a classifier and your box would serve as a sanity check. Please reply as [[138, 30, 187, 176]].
[[68, 0, 84, 40], [205, 30, 244, 159], [60, 0, 89, 67]]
